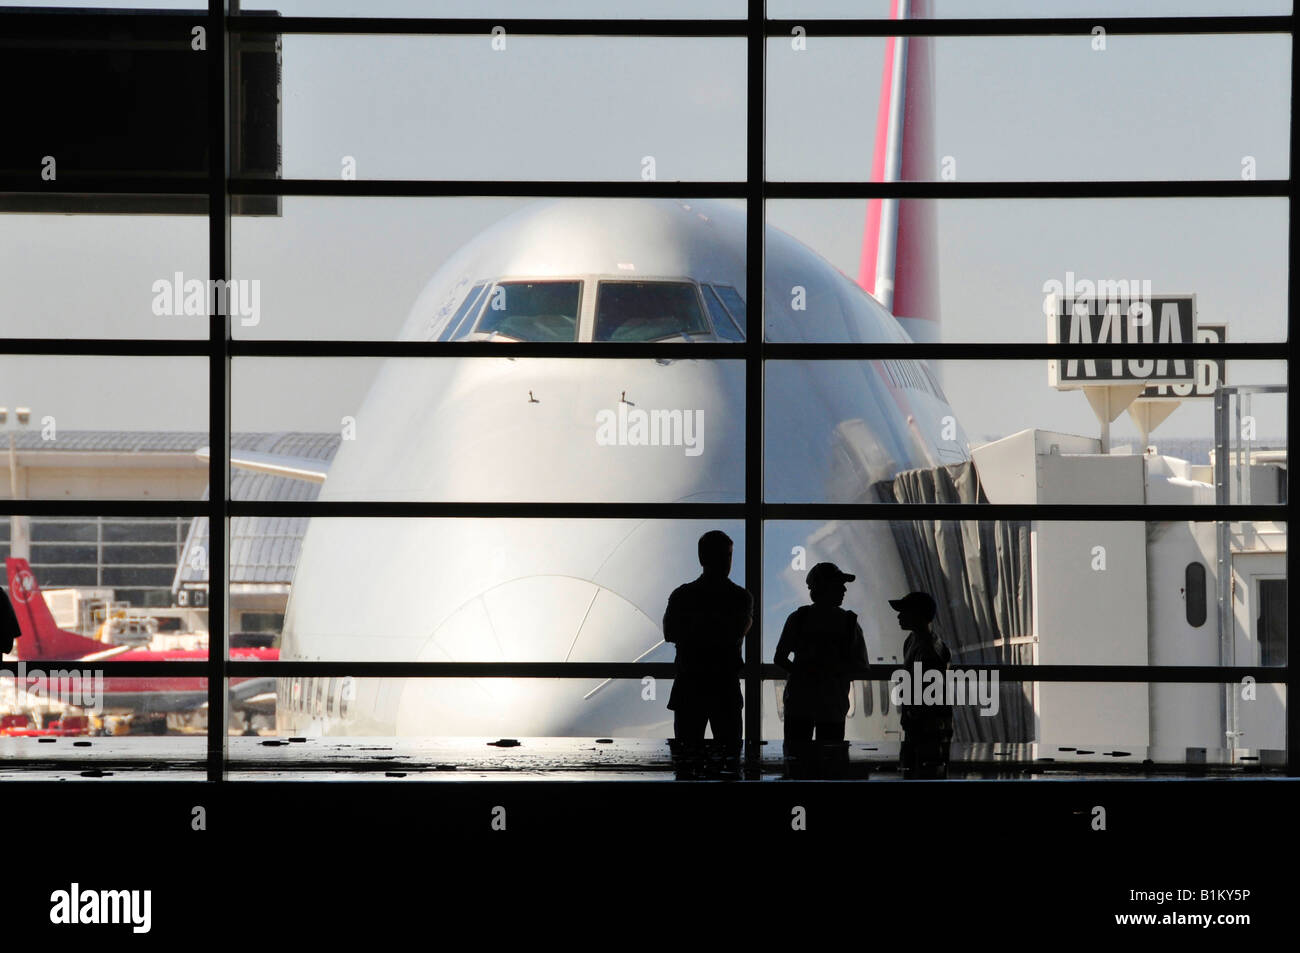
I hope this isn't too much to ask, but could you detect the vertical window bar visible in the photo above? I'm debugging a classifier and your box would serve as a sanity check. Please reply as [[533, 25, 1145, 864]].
[[743, 0, 765, 774], [208, 0, 231, 784], [1288, 26, 1297, 779]]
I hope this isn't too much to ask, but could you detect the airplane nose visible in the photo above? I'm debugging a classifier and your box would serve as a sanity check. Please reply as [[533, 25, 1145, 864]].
[[394, 574, 674, 736]]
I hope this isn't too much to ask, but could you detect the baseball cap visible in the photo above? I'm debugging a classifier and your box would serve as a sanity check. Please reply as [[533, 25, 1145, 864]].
[[888, 591, 937, 619], [806, 562, 855, 588]]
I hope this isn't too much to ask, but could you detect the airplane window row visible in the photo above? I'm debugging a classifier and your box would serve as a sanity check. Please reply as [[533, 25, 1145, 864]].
[[433, 278, 748, 343]]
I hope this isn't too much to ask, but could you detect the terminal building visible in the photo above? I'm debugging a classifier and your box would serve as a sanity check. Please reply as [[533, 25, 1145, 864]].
[[0, 431, 340, 636]]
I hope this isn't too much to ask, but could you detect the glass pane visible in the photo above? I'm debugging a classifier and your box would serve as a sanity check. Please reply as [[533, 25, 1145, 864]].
[[280, 35, 745, 181], [2, 517, 203, 628], [765, 359, 1285, 503], [0, 213, 208, 340], [0, 357, 209, 501], [767, 34, 1289, 181], [232, 197, 746, 341], [229, 517, 745, 661], [232, 357, 745, 502], [766, 197, 1288, 343]]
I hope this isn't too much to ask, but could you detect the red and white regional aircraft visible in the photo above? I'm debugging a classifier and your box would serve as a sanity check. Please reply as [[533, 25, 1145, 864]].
[[4, 557, 277, 719]]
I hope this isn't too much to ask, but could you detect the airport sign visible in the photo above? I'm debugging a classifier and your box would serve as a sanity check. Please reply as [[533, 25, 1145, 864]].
[[1048, 294, 1198, 389], [1140, 324, 1226, 400]]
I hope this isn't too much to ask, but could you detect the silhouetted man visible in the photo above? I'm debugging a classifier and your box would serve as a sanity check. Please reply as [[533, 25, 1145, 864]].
[[0, 583, 17, 656], [663, 531, 752, 751], [892, 591, 953, 779], [774, 562, 868, 748]]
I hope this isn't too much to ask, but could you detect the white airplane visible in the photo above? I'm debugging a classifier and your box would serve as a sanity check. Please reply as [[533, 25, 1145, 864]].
[[264, 192, 965, 740], [251, 4, 963, 741]]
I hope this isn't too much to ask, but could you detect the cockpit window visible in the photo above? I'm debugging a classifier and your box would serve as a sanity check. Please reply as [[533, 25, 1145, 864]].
[[437, 282, 488, 342], [710, 285, 747, 337], [473, 280, 581, 342], [594, 281, 711, 342], [702, 285, 745, 342]]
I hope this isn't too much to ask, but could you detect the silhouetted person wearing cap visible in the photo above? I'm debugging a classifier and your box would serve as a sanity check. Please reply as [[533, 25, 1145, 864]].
[[774, 562, 868, 774], [891, 591, 953, 779], [663, 531, 753, 774]]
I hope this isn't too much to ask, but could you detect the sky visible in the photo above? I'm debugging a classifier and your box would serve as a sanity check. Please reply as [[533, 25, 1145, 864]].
[[0, 0, 1289, 445]]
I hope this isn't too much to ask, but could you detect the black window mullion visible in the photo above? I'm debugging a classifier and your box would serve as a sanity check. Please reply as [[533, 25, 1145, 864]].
[[742, 0, 765, 771], [207, 0, 230, 785], [1288, 24, 1298, 779]]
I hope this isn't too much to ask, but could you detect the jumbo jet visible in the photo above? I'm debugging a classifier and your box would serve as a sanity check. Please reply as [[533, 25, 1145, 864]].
[[4, 557, 278, 720], [252, 4, 965, 740]]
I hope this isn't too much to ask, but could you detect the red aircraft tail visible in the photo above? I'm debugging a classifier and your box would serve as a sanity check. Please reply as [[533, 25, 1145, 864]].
[[5, 557, 109, 660], [859, 0, 940, 344]]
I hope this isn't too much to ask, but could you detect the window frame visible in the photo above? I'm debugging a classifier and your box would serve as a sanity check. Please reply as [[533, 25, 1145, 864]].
[[0, 5, 1288, 782]]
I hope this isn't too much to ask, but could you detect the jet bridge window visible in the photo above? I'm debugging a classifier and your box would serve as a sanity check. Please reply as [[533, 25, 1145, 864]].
[[702, 284, 745, 342], [594, 280, 711, 342], [473, 280, 581, 342]]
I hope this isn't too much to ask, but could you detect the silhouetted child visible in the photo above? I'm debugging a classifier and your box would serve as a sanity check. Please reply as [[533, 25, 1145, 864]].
[[775, 562, 868, 774], [891, 591, 953, 779]]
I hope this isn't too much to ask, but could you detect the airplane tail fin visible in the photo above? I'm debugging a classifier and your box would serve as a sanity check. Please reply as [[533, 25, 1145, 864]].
[[5, 558, 108, 660], [859, 0, 940, 344]]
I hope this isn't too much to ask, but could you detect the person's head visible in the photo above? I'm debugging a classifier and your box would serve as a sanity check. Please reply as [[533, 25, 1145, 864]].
[[697, 530, 733, 576], [806, 562, 854, 607], [889, 591, 937, 631]]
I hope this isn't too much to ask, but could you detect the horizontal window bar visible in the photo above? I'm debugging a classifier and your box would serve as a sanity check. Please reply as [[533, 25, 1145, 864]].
[[0, 341, 1284, 360], [1, 660, 1281, 683], [226, 341, 749, 358], [218, 502, 1287, 520], [0, 502, 209, 518], [0, 177, 749, 198], [233, 16, 746, 36], [0, 339, 211, 357], [4, 11, 1286, 38], [766, 504, 1287, 521], [231, 179, 752, 198], [228, 15, 1291, 37], [4, 177, 1285, 200], [1, 502, 1283, 520], [760, 343, 1280, 360], [764, 16, 1293, 36], [764, 182, 1291, 199]]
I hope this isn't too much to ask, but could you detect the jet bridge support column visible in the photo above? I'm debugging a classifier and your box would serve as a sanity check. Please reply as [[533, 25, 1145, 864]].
[[1213, 386, 1235, 760]]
